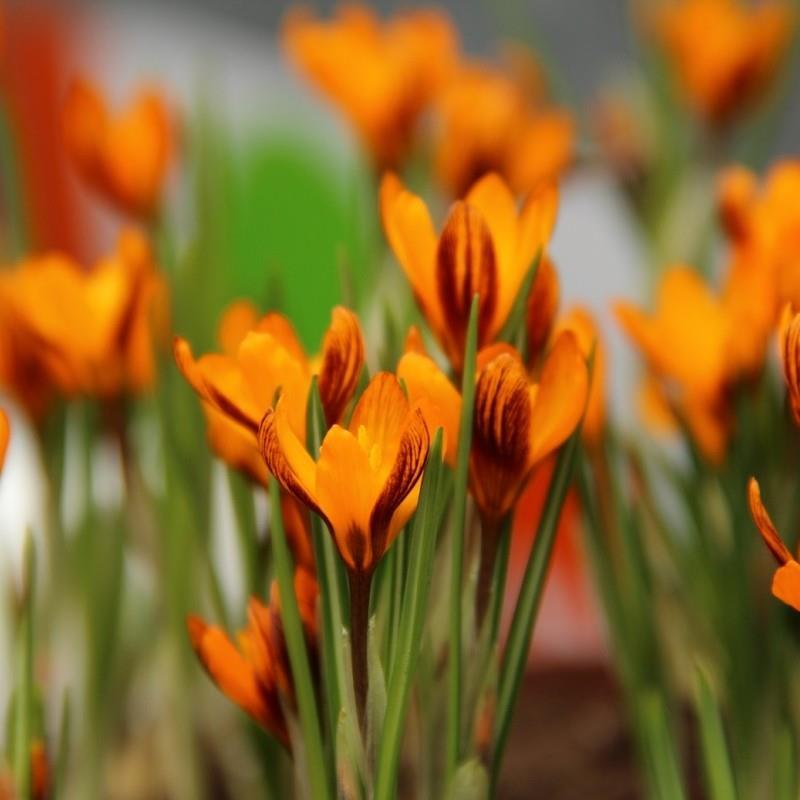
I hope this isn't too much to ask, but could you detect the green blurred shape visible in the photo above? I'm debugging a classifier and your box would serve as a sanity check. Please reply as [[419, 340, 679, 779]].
[[189, 108, 373, 350]]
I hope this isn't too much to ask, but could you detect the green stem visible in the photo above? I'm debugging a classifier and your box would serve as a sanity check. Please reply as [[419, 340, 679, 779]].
[[349, 571, 372, 735], [268, 479, 330, 799], [490, 430, 581, 791], [447, 296, 479, 779]]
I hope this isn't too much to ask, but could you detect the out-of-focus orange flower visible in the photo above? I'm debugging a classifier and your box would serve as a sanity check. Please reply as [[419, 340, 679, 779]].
[[63, 76, 172, 218], [188, 567, 318, 748], [283, 5, 457, 168], [748, 478, 800, 612], [779, 305, 800, 426], [175, 304, 364, 485], [654, 0, 794, 125], [260, 372, 429, 577], [554, 307, 606, 446], [30, 739, 49, 800], [381, 172, 558, 373], [0, 410, 8, 472], [615, 266, 738, 462], [0, 229, 167, 407], [525, 255, 560, 365], [718, 160, 800, 312], [469, 335, 588, 522], [433, 61, 574, 197]]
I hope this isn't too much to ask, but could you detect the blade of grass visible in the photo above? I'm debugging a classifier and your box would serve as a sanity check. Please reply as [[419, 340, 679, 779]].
[[52, 690, 71, 800], [269, 478, 330, 799], [376, 430, 445, 799], [640, 691, 687, 800], [447, 296, 479, 779], [306, 381, 348, 750], [14, 533, 36, 800], [490, 429, 581, 791], [694, 666, 737, 800], [773, 723, 796, 800]]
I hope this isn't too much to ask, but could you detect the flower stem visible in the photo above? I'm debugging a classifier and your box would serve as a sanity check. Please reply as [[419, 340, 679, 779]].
[[349, 570, 372, 734], [475, 515, 501, 630]]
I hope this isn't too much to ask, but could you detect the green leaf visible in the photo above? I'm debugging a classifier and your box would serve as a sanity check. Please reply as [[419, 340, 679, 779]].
[[497, 250, 540, 355], [490, 429, 582, 791], [14, 533, 36, 800], [447, 297, 480, 780], [773, 723, 796, 800], [694, 666, 737, 800], [306, 380, 349, 745], [445, 759, 489, 800], [268, 479, 330, 799], [336, 707, 365, 800], [639, 691, 687, 800], [366, 618, 387, 774], [375, 430, 445, 800]]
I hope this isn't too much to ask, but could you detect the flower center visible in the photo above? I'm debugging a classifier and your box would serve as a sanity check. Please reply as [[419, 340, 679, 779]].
[[357, 424, 383, 470]]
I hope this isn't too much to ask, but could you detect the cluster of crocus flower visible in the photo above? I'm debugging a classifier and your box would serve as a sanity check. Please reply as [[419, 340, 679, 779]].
[[175, 166, 591, 740], [653, 0, 794, 126], [283, 4, 573, 191]]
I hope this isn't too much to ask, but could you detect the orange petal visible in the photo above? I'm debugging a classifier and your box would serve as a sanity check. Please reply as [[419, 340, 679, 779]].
[[772, 561, 800, 612], [62, 77, 105, 183], [470, 352, 532, 519], [370, 407, 429, 557], [779, 306, 800, 426], [348, 372, 411, 467], [717, 165, 756, 240], [380, 173, 442, 335], [436, 201, 499, 365], [397, 351, 461, 465], [525, 255, 560, 365], [747, 477, 793, 565], [318, 306, 365, 425], [186, 615, 286, 743], [218, 300, 260, 356], [315, 424, 378, 571], [0, 409, 8, 472], [528, 330, 588, 466], [259, 403, 322, 522], [517, 181, 558, 283]]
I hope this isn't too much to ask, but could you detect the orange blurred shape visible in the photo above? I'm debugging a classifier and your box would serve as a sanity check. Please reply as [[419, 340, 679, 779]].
[[508, 457, 604, 662], [0, 3, 91, 259], [63, 76, 172, 219]]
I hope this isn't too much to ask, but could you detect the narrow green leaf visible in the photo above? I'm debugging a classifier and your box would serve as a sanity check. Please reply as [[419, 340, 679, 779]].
[[51, 691, 71, 800], [268, 479, 330, 799], [694, 666, 737, 800], [497, 250, 541, 355], [639, 691, 687, 800], [490, 430, 581, 790], [375, 430, 445, 799], [773, 723, 796, 800], [306, 380, 349, 746], [336, 708, 364, 800], [366, 619, 387, 775], [447, 297, 480, 779], [445, 759, 489, 800], [14, 533, 36, 800]]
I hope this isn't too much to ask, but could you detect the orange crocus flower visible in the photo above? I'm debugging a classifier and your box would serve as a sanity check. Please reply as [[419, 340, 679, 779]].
[[718, 160, 800, 313], [188, 567, 318, 749], [615, 266, 737, 462], [174, 304, 364, 486], [283, 5, 457, 169], [0, 229, 167, 403], [433, 61, 574, 197], [63, 76, 172, 218], [748, 478, 800, 612], [260, 371, 429, 724], [654, 0, 793, 126], [381, 171, 558, 373], [469, 334, 588, 524], [554, 306, 607, 447]]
